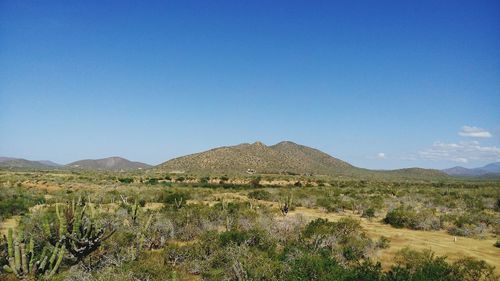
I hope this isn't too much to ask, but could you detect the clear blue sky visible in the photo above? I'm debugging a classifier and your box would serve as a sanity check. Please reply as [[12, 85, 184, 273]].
[[1, 1, 499, 169]]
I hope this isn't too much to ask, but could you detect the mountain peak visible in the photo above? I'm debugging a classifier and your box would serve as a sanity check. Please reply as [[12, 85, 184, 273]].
[[274, 140, 299, 147], [159, 140, 353, 175], [252, 141, 266, 146], [67, 157, 151, 171]]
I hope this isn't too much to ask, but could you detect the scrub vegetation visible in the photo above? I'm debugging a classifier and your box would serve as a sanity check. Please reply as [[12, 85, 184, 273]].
[[0, 169, 499, 280]]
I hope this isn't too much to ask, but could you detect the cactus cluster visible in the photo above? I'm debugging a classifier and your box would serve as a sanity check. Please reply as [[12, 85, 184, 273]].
[[43, 201, 115, 263], [126, 200, 154, 249], [123, 200, 154, 258], [2, 228, 64, 280], [280, 193, 293, 216], [131, 200, 140, 223]]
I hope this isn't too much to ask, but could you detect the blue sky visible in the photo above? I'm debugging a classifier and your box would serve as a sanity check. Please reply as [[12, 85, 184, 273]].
[[1, 1, 499, 169]]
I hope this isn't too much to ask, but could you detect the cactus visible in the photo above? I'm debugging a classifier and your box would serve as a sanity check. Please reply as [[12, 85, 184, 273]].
[[174, 197, 183, 209], [137, 213, 154, 251], [131, 200, 139, 223], [280, 193, 293, 216], [46, 202, 115, 263], [2, 228, 65, 280], [55, 203, 67, 237], [7, 228, 13, 257]]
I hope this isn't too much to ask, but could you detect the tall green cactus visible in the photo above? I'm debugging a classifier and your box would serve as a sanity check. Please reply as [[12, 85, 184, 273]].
[[131, 200, 140, 223], [2, 228, 65, 280], [46, 201, 115, 263], [280, 193, 293, 216], [55, 203, 67, 237]]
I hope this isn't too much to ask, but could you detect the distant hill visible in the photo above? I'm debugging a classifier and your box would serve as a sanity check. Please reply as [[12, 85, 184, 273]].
[[158, 141, 447, 179], [67, 157, 151, 171], [442, 162, 500, 177], [159, 141, 352, 176], [0, 157, 61, 169]]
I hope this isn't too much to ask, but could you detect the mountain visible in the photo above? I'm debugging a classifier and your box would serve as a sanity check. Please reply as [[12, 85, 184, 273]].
[[442, 162, 500, 177], [480, 162, 500, 173], [0, 157, 61, 169], [158, 141, 446, 179], [37, 160, 62, 167], [160, 141, 353, 175], [67, 157, 151, 171], [442, 166, 477, 176]]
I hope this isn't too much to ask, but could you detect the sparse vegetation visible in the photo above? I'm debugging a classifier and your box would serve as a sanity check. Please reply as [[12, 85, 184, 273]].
[[0, 169, 499, 280]]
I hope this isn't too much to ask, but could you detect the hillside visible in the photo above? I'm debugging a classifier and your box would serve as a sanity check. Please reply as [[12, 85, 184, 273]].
[[158, 141, 447, 179], [0, 157, 60, 169], [67, 157, 151, 171]]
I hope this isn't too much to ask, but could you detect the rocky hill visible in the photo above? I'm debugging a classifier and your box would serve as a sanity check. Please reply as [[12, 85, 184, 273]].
[[67, 157, 151, 171], [158, 141, 446, 179]]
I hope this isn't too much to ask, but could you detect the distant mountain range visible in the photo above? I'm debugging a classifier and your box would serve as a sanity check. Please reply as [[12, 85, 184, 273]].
[[9, 141, 496, 179], [0, 157, 61, 169], [67, 157, 151, 171], [442, 162, 500, 177], [0, 156, 151, 171]]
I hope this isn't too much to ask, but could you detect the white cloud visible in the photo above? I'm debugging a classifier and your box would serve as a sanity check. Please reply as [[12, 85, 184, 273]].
[[418, 140, 500, 163], [454, 158, 468, 163], [459, 126, 492, 138], [376, 152, 386, 159]]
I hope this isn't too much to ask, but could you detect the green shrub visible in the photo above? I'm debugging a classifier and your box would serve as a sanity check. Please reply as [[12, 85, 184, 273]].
[[248, 190, 271, 201], [118, 177, 133, 184], [161, 191, 191, 207], [362, 207, 376, 218], [384, 206, 441, 230]]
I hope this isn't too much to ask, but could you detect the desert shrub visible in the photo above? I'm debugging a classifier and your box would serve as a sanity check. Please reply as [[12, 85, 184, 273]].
[[250, 176, 262, 188], [118, 177, 133, 184], [219, 228, 276, 253], [384, 206, 416, 228], [248, 189, 271, 201], [386, 248, 454, 281], [362, 207, 376, 218], [109, 251, 174, 281], [161, 190, 191, 208], [451, 257, 497, 281], [0, 187, 44, 218], [199, 176, 210, 184], [376, 236, 390, 249], [384, 206, 441, 230], [494, 241, 500, 248], [316, 198, 336, 212], [163, 243, 190, 267], [138, 198, 146, 207], [448, 223, 488, 238], [219, 230, 249, 247], [145, 178, 158, 185], [302, 217, 373, 263], [288, 253, 343, 281]]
